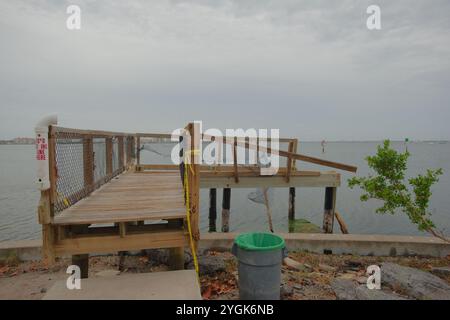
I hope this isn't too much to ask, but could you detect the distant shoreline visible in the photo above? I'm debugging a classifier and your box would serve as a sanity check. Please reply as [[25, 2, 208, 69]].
[[0, 140, 448, 145]]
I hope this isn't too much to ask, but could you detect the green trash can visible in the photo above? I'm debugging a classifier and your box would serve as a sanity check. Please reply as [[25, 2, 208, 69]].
[[232, 233, 287, 300]]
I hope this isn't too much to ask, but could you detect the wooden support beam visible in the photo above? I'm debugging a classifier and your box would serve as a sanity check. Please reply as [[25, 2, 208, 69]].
[[54, 230, 188, 255], [323, 187, 337, 234], [209, 188, 217, 232], [106, 137, 113, 176], [136, 135, 141, 166], [72, 254, 89, 279], [186, 123, 200, 252], [335, 211, 349, 234], [118, 136, 124, 170], [83, 136, 94, 191], [286, 140, 294, 182], [201, 171, 340, 189], [48, 127, 58, 206], [168, 247, 185, 270], [119, 222, 127, 238], [292, 139, 299, 170], [288, 187, 296, 232], [222, 188, 231, 232], [233, 137, 239, 183]]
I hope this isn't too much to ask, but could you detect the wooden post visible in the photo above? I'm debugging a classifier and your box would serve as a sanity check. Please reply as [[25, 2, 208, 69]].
[[72, 254, 89, 279], [106, 137, 113, 176], [222, 188, 231, 232], [71, 225, 89, 278], [288, 187, 296, 232], [40, 127, 57, 263], [169, 247, 185, 270], [118, 136, 124, 170], [136, 135, 141, 168], [233, 137, 239, 183], [323, 187, 337, 233], [187, 123, 200, 252], [83, 136, 94, 192], [209, 188, 217, 232], [286, 140, 294, 182], [292, 139, 298, 170]]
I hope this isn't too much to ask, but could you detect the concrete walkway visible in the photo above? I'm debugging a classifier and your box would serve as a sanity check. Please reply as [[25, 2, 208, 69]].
[[43, 270, 201, 300]]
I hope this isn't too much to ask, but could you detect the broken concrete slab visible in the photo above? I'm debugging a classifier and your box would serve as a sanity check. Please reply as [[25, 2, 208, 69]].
[[381, 263, 450, 300], [431, 267, 450, 278], [332, 279, 406, 300]]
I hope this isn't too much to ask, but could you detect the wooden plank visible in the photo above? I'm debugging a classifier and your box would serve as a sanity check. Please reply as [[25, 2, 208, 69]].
[[53, 126, 130, 137], [53, 209, 186, 226], [54, 230, 188, 255], [200, 172, 340, 189], [203, 134, 357, 173]]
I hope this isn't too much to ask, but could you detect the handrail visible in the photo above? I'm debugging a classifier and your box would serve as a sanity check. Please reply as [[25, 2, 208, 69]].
[[202, 134, 357, 173]]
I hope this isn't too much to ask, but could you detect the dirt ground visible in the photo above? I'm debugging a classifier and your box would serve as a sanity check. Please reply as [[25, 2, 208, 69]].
[[0, 251, 449, 300]]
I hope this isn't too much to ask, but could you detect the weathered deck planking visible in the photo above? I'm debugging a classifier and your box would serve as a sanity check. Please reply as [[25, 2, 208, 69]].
[[52, 172, 186, 226]]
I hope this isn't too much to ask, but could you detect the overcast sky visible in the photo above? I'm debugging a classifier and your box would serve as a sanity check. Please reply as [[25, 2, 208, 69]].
[[1, 0, 449, 140]]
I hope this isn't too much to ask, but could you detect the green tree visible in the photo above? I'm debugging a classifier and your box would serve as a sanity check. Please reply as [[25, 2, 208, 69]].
[[348, 140, 447, 242]]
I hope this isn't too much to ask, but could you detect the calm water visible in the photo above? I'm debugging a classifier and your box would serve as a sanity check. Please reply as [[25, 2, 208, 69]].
[[0, 142, 449, 242]]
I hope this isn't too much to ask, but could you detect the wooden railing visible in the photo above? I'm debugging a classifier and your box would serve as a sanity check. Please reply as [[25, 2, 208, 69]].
[[48, 126, 136, 214]]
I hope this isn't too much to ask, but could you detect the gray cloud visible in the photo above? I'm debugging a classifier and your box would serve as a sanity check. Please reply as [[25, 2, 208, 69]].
[[0, 0, 449, 140]]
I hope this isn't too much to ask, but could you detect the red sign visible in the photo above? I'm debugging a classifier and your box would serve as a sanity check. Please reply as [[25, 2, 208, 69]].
[[36, 137, 48, 161]]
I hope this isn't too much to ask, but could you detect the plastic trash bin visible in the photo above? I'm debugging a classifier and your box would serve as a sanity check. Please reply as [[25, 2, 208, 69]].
[[232, 232, 287, 300]]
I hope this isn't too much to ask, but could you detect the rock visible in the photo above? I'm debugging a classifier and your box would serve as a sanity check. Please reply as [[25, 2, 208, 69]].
[[95, 269, 121, 277], [381, 263, 450, 300], [144, 249, 169, 265], [431, 267, 450, 277], [198, 255, 226, 276], [331, 279, 406, 300], [145, 249, 193, 267], [40, 288, 47, 294], [319, 264, 337, 273], [281, 284, 294, 297], [283, 258, 311, 272]]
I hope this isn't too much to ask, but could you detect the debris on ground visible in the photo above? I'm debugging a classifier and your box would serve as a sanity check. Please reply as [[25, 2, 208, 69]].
[[1, 249, 450, 300]]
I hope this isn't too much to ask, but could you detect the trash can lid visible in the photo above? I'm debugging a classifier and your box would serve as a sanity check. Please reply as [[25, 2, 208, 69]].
[[235, 232, 285, 251]]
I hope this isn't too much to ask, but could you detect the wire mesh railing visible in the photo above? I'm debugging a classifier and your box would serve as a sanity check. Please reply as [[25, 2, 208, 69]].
[[49, 126, 136, 214]]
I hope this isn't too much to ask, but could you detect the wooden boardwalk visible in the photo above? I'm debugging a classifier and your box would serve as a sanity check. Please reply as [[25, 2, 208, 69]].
[[35, 120, 357, 276], [53, 172, 186, 226]]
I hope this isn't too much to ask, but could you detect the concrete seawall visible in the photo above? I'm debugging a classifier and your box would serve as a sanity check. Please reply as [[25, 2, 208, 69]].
[[1, 233, 449, 262]]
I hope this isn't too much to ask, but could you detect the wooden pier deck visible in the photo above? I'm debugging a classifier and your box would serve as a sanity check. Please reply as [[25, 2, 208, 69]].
[[53, 172, 185, 226], [35, 120, 357, 277]]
